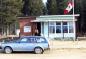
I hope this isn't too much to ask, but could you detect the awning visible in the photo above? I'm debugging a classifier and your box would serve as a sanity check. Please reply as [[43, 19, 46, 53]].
[[31, 14, 79, 22], [31, 19, 77, 22]]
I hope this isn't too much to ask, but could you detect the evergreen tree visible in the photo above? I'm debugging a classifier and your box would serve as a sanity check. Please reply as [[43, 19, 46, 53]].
[[46, 0, 57, 15], [0, 0, 23, 35], [56, 0, 68, 15], [79, 0, 86, 33], [22, 0, 30, 16], [0, 0, 23, 24], [22, 0, 44, 16]]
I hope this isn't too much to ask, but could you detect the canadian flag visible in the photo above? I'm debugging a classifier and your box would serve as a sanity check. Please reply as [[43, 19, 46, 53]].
[[64, 2, 73, 14]]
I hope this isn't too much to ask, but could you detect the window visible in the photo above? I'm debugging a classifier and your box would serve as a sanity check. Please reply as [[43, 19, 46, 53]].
[[49, 26, 55, 33], [63, 22, 67, 25], [49, 22, 61, 33], [63, 26, 68, 33], [49, 22, 55, 25], [49, 22, 55, 33], [56, 26, 61, 33], [69, 22, 73, 33], [56, 22, 61, 33], [49, 22, 73, 33], [56, 22, 61, 25], [20, 38, 28, 43], [63, 22, 68, 33], [28, 37, 36, 43], [36, 37, 46, 43]]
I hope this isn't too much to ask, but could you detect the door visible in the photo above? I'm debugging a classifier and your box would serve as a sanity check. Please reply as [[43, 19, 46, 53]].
[[12, 38, 29, 51], [19, 37, 37, 51]]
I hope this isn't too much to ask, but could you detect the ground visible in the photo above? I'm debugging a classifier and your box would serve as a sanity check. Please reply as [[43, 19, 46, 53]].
[[0, 49, 86, 59], [1, 40, 86, 59]]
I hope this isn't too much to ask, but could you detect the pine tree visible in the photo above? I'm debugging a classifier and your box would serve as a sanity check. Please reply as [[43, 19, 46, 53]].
[[79, 0, 86, 33], [22, 0, 44, 16], [22, 0, 30, 16], [56, 0, 68, 15], [0, 0, 23, 24], [0, 0, 23, 35], [46, 0, 57, 15]]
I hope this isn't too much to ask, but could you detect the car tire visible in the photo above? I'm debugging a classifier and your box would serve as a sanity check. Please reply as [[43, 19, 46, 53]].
[[34, 47, 43, 54], [4, 47, 13, 54]]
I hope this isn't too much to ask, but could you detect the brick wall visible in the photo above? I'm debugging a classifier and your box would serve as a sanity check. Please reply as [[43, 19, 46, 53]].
[[18, 16, 36, 36]]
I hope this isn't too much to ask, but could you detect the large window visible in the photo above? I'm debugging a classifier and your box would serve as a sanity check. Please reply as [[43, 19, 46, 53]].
[[49, 22, 73, 33], [56, 22, 61, 33], [49, 22, 55, 33], [49, 22, 61, 33], [49, 26, 55, 33], [69, 22, 73, 33], [63, 22, 68, 33]]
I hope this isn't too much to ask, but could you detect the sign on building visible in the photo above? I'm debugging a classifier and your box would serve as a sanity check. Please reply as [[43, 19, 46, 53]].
[[24, 26, 31, 32]]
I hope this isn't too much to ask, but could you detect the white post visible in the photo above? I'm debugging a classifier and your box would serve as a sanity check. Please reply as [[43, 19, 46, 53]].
[[72, 0, 76, 41]]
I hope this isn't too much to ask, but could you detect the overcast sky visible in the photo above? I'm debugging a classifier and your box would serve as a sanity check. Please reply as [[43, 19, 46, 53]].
[[42, 0, 47, 3]]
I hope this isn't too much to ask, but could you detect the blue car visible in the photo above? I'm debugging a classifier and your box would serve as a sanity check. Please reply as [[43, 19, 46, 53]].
[[0, 36, 50, 54]]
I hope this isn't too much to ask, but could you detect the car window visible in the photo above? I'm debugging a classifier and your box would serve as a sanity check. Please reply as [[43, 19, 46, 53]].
[[36, 37, 47, 43], [20, 38, 28, 43], [28, 37, 37, 43]]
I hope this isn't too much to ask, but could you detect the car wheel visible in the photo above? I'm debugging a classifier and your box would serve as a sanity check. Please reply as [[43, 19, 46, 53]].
[[4, 47, 12, 54], [34, 47, 43, 54]]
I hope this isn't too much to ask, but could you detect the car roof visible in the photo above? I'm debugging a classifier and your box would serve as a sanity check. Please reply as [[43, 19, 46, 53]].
[[20, 36, 45, 38]]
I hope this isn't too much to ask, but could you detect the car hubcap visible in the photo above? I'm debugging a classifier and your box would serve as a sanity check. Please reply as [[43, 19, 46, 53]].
[[35, 48, 42, 54], [5, 48, 12, 54]]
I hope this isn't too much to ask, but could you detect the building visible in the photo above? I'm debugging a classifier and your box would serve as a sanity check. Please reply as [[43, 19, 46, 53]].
[[18, 16, 36, 36], [19, 15, 79, 40]]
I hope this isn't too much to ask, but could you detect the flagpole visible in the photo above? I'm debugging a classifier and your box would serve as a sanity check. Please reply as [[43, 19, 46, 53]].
[[72, 0, 75, 41]]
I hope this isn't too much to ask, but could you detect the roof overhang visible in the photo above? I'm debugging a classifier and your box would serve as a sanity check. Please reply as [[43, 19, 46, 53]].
[[31, 14, 79, 22], [31, 19, 77, 22]]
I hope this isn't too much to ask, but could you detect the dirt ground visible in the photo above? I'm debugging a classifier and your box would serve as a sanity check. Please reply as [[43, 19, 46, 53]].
[[49, 40, 86, 49], [0, 49, 86, 59]]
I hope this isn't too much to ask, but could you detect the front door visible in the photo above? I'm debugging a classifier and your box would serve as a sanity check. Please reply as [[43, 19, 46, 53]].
[[37, 22, 41, 36]]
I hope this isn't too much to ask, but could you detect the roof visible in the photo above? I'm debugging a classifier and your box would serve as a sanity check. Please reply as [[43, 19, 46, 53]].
[[31, 14, 79, 22]]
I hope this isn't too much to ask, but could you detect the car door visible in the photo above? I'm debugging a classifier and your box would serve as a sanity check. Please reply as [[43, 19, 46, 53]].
[[24, 37, 37, 51], [12, 38, 29, 51], [19, 37, 37, 51], [18, 37, 29, 51]]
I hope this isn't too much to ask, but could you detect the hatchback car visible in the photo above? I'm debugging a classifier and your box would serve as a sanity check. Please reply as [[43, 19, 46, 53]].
[[0, 36, 50, 54]]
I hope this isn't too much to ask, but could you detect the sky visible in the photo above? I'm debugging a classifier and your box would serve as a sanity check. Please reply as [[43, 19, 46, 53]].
[[42, 0, 47, 3]]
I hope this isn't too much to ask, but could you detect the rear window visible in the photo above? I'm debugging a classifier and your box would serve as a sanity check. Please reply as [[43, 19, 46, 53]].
[[36, 37, 47, 43]]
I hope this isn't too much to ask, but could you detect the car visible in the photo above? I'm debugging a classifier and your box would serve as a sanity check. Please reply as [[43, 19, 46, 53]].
[[0, 36, 50, 54]]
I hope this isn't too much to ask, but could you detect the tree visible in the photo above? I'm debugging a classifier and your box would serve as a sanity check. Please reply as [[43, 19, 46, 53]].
[[74, 0, 86, 34], [22, 0, 44, 16], [46, 0, 57, 15], [79, 0, 86, 33], [0, 0, 23, 35], [56, 0, 68, 15], [0, 0, 23, 23], [22, 0, 30, 16], [46, 0, 68, 15]]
